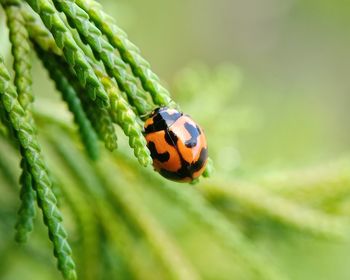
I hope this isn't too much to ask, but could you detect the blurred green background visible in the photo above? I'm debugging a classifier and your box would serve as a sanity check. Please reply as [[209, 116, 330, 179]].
[[95, 0, 350, 171], [1, 0, 350, 279]]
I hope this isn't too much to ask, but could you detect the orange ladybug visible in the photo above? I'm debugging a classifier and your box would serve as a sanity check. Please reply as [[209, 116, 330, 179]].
[[144, 107, 208, 182]]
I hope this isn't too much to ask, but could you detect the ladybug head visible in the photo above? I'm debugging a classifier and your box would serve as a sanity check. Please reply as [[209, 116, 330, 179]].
[[144, 107, 183, 133], [150, 106, 169, 117]]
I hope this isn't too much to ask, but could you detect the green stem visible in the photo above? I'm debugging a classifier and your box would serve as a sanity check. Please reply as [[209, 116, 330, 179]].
[[22, 10, 62, 55], [3, 0, 33, 109], [2, 0, 37, 243], [26, 17, 147, 161], [15, 157, 36, 243], [34, 46, 100, 160], [75, 0, 173, 107], [79, 95, 118, 151], [96, 69, 152, 167], [24, 0, 110, 107], [51, 0, 153, 115]]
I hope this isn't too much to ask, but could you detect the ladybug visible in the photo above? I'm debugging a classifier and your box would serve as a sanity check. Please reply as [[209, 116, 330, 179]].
[[144, 107, 208, 182]]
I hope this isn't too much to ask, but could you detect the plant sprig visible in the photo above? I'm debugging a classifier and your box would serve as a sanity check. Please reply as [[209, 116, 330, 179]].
[[75, 0, 174, 107], [0, 56, 77, 279], [25, 0, 110, 107], [2, 0, 37, 243], [35, 45, 100, 160], [0, 0, 215, 278]]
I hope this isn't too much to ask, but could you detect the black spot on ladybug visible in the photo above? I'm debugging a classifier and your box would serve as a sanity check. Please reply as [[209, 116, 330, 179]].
[[161, 148, 206, 181], [158, 153, 190, 181], [144, 109, 182, 133], [165, 130, 178, 146], [158, 148, 208, 182], [192, 147, 208, 171], [147, 141, 170, 162], [159, 168, 188, 181], [184, 122, 200, 148], [144, 119, 166, 133]]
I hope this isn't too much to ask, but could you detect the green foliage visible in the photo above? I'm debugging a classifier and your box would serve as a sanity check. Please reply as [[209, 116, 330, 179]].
[[36, 48, 100, 159], [4, 0, 33, 109], [75, 0, 173, 107], [25, 0, 109, 107], [0, 1, 349, 280], [80, 96, 118, 152], [15, 157, 36, 243], [0, 56, 76, 279], [3, 0, 37, 243]]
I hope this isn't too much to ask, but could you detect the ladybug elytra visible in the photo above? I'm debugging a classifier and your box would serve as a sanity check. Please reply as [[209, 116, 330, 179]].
[[144, 107, 208, 182]]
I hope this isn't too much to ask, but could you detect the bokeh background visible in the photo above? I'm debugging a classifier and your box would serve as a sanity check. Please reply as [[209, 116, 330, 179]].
[[92, 0, 350, 171], [1, 0, 350, 279]]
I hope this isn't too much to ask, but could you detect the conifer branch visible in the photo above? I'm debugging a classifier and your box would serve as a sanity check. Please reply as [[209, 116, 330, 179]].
[[51, 0, 153, 115], [75, 0, 174, 106], [0, 56, 77, 280], [24, 0, 110, 107], [35, 46, 100, 160], [2, 0, 37, 243]]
